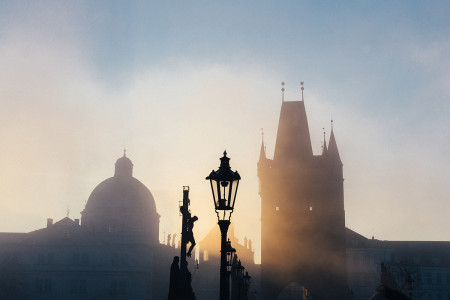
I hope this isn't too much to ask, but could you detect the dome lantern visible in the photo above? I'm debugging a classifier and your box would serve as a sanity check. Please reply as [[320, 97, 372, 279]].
[[115, 150, 133, 177]]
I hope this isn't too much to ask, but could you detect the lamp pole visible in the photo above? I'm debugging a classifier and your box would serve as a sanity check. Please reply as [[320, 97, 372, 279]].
[[206, 151, 241, 300], [219, 220, 230, 300]]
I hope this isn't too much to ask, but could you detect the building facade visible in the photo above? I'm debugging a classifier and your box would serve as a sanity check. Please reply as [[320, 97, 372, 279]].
[[0, 153, 177, 300]]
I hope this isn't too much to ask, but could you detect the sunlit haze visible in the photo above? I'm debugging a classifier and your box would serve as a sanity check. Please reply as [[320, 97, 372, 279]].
[[1, 1, 449, 264]]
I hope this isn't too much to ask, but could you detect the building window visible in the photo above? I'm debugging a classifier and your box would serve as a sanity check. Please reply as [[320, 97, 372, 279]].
[[81, 253, 89, 265], [275, 206, 279, 211], [110, 280, 117, 294], [70, 279, 87, 294], [437, 273, 442, 285], [72, 253, 80, 265], [44, 279, 52, 293], [427, 273, 432, 285], [72, 253, 89, 265], [112, 253, 128, 266], [35, 279, 52, 293], [203, 251, 209, 262], [110, 280, 127, 295], [447, 273, 450, 285], [119, 280, 127, 294], [37, 253, 53, 265], [35, 279, 43, 293], [417, 272, 422, 285]]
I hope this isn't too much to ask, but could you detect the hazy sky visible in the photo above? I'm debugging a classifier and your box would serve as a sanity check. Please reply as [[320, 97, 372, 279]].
[[1, 1, 449, 263]]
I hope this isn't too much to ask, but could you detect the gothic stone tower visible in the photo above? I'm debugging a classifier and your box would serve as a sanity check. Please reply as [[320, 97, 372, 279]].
[[258, 98, 348, 299]]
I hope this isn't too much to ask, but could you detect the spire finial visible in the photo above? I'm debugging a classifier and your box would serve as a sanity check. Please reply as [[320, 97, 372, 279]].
[[300, 81, 304, 101], [259, 128, 267, 160], [331, 118, 334, 131], [322, 127, 328, 154], [281, 82, 285, 102], [123, 148, 127, 157]]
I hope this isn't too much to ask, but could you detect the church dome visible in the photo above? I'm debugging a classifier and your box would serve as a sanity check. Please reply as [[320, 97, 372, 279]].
[[81, 153, 159, 244]]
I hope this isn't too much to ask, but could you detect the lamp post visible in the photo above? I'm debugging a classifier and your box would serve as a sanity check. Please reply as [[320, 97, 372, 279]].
[[243, 271, 251, 300], [206, 151, 241, 300], [226, 239, 236, 298]]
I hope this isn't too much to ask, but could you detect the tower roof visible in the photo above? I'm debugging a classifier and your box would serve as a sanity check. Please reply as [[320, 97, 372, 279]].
[[328, 129, 342, 164], [273, 101, 313, 162], [322, 129, 328, 155], [259, 129, 266, 162]]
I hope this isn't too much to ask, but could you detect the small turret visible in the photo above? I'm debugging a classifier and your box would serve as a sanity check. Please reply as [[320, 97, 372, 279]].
[[322, 128, 328, 156], [259, 129, 266, 162], [328, 121, 342, 165]]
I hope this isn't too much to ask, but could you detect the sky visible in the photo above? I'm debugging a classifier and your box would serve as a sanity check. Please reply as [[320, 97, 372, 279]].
[[0, 1, 449, 263]]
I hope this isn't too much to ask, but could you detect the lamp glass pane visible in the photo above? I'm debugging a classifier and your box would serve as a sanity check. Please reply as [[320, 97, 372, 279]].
[[230, 179, 239, 209], [219, 180, 230, 209], [210, 180, 218, 208]]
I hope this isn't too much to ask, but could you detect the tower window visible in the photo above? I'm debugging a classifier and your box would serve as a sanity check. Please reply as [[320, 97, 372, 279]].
[[275, 206, 279, 211], [309, 206, 313, 211]]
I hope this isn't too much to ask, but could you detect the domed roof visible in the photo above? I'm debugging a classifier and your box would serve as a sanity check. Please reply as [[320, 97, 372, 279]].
[[81, 154, 159, 241], [84, 176, 157, 214]]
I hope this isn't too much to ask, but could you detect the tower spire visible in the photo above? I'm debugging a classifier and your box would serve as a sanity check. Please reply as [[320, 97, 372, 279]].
[[300, 81, 304, 101], [322, 128, 328, 155], [259, 128, 266, 161], [328, 120, 342, 164], [281, 82, 285, 103]]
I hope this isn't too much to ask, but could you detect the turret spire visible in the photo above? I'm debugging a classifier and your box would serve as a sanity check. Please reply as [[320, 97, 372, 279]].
[[259, 128, 266, 161], [300, 81, 304, 101], [281, 82, 285, 103], [328, 121, 342, 164], [322, 128, 328, 155]]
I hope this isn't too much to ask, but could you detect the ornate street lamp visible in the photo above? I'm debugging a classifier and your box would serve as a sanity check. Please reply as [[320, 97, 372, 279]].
[[243, 271, 251, 299], [225, 239, 236, 299], [206, 151, 241, 300], [226, 239, 236, 273]]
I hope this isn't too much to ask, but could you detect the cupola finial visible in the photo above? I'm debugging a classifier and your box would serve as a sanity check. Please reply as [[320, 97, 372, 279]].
[[300, 81, 304, 101]]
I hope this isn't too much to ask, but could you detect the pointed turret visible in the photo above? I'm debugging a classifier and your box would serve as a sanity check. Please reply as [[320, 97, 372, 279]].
[[259, 129, 266, 162], [328, 127, 342, 165], [322, 129, 328, 155]]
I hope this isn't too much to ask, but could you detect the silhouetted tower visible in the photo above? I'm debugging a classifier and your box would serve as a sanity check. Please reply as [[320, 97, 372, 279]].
[[258, 83, 348, 300]]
